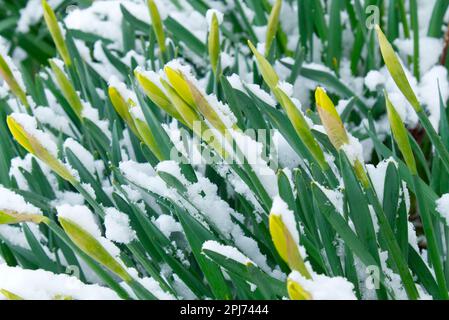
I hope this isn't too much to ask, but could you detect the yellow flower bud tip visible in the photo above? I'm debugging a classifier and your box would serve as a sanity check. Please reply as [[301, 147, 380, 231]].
[[148, 0, 166, 53], [265, 0, 282, 55], [287, 277, 312, 300], [269, 196, 312, 278], [0, 53, 28, 107], [208, 12, 220, 73], [164, 65, 196, 107], [7, 114, 78, 184], [58, 214, 132, 282], [315, 86, 349, 149], [247, 40, 279, 90], [0, 289, 23, 300], [385, 91, 417, 175], [375, 25, 421, 112], [42, 0, 72, 67]]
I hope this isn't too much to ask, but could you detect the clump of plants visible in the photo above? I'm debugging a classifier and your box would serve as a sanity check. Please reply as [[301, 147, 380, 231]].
[[0, 0, 449, 300]]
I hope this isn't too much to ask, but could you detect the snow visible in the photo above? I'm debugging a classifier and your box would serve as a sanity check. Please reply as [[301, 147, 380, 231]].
[[202, 240, 254, 265], [206, 9, 224, 27], [366, 158, 397, 204], [288, 271, 357, 300], [365, 70, 385, 92], [0, 185, 42, 215], [341, 135, 364, 165], [154, 214, 183, 238], [104, 207, 136, 244], [34, 106, 73, 136], [436, 194, 449, 227], [0, 264, 119, 300], [64, 138, 102, 176]]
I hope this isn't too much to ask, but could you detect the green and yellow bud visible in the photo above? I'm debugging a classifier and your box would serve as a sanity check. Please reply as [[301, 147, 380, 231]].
[[164, 66, 196, 107], [274, 87, 327, 170], [0, 209, 48, 225], [315, 87, 349, 150], [265, 0, 282, 56], [208, 12, 220, 75], [49, 59, 83, 120], [0, 289, 24, 300], [7, 115, 77, 184], [184, 77, 227, 133], [287, 277, 312, 300], [131, 109, 164, 161], [134, 69, 183, 122], [269, 213, 311, 278], [108, 86, 139, 137], [385, 92, 417, 175], [58, 217, 132, 282], [375, 25, 421, 112], [42, 0, 72, 67], [160, 78, 200, 128], [0, 53, 29, 109], [147, 0, 166, 54], [247, 40, 279, 90]]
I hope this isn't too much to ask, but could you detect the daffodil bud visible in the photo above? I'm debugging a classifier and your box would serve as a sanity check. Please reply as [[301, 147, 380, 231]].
[[274, 87, 327, 170], [265, 0, 282, 56], [49, 59, 83, 120], [375, 25, 421, 112], [0, 210, 47, 225], [134, 68, 183, 122], [108, 86, 139, 137], [42, 0, 72, 67], [147, 0, 166, 54], [269, 196, 311, 278], [207, 11, 220, 75], [0, 186, 47, 225], [385, 92, 417, 175], [247, 40, 279, 90], [0, 52, 29, 108], [0, 289, 23, 300], [160, 78, 200, 128], [184, 76, 227, 134], [57, 205, 132, 282], [287, 277, 312, 300], [7, 113, 78, 184], [315, 87, 349, 150], [164, 66, 196, 107], [129, 106, 164, 161]]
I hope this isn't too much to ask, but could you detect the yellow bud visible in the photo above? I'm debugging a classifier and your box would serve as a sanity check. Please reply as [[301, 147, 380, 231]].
[[59, 217, 132, 282], [315, 87, 349, 150], [164, 66, 195, 107], [269, 213, 311, 278], [247, 40, 279, 90], [287, 278, 312, 300], [0, 209, 48, 225], [385, 92, 417, 175], [265, 0, 282, 56], [208, 12, 220, 74], [147, 0, 166, 54], [108, 86, 139, 137], [49, 59, 83, 120], [132, 115, 164, 161], [375, 25, 421, 112], [184, 76, 227, 133], [7, 115, 77, 184], [0, 289, 23, 300], [42, 0, 72, 66], [0, 54, 29, 108], [134, 69, 184, 122], [160, 78, 200, 128]]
